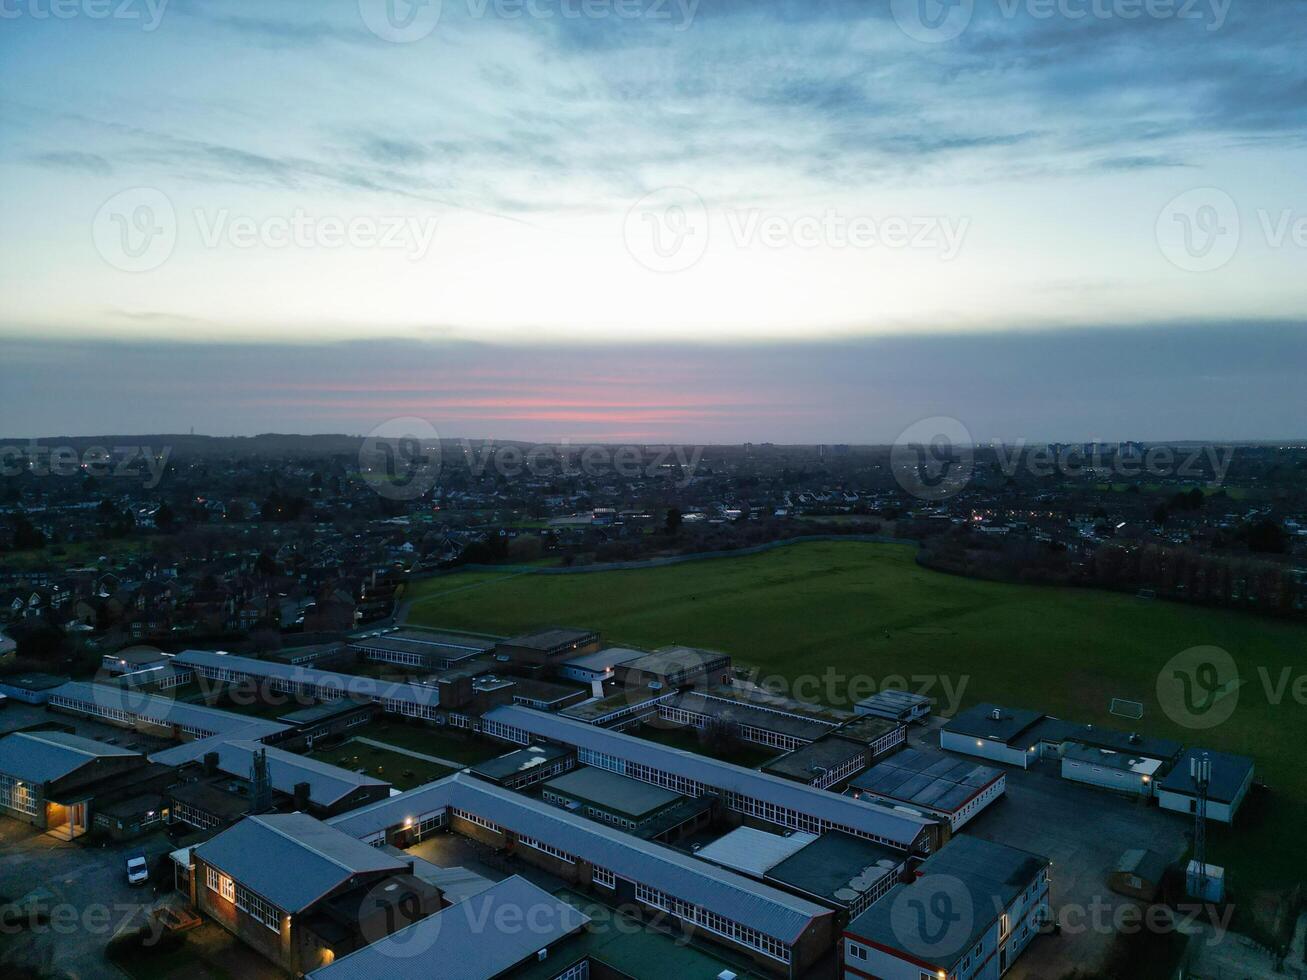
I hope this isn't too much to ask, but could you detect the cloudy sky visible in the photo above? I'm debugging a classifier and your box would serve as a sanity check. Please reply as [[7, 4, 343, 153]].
[[1, 0, 1304, 441]]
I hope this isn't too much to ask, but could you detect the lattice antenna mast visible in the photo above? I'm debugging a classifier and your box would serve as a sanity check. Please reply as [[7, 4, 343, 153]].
[[1192, 752, 1211, 890], [250, 747, 273, 814]]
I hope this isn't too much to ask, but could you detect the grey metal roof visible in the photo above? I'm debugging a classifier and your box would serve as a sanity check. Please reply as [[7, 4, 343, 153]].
[[855, 689, 932, 711], [543, 766, 681, 818], [49, 681, 290, 740], [482, 706, 933, 848], [349, 632, 494, 660], [850, 748, 1003, 815], [1157, 748, 1255, 804], [501, 628, 599, 653], [692, 827, 818, 877], [846, 835, 1050, 971], [329, 773, 833, 943], [305, 876, 589, 980], [152, 738, 389, 807], [194, 813, 407, 913], [558, 646, 645, 672], [942, 703, 1045, 745], [618, 645, 731, 677], [669, 690, 836, 742], [174, 650, 442, 709], [0, 731, 140, 784]]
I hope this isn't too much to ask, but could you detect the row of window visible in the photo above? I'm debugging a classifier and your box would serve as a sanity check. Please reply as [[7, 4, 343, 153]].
[[633, 882, 790, 963], [505, 758, 573, 789], [517, 834, 576, 864], [171, 798, 223, 830], [452, 808, 500, 832], [809, 753, 868, 789], [48, 693, 218, 740], [0, 774, 39, 816], [480, 719, 531, 744], [205, 866, 283, 932], [549, 959, 589, 980]]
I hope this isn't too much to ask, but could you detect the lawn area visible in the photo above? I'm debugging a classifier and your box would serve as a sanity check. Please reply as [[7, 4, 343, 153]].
[[310, 740, 454, 791], [634, 722, 781, 769], [406, 540, 1307, 899], [361, 719, 506, 765]]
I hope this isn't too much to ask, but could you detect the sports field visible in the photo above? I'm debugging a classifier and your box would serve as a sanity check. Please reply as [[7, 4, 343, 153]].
[[405, 540, 1307, 899]]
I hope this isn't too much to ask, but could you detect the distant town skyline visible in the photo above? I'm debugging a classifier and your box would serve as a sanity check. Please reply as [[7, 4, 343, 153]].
[[1, 1, 1304, 439]]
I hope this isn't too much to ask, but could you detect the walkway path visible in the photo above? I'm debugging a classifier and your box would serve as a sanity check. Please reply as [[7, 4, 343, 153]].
[[349, 736, 468, 771]]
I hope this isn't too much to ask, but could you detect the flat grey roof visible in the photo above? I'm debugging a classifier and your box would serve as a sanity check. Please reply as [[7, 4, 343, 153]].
[[305, 876, 589, 980], [850, 747, 1004, 814], [471, 744, 573, 782], [194, 813, 407, 914], [846, 835, 1050, 971], [856, 689, 932, 711], [761, 737, 868, 781], [329, 773, 833, 943], [543, 766, 681, 819], [1157, 748, 1255, 804], [942, 703, 1045, 745], [277, 698, 373, 726], [481, 706, 934, 849], [0, 730, 140, 784], [502, 628, 599, 653], [765, 831, 904, 907]]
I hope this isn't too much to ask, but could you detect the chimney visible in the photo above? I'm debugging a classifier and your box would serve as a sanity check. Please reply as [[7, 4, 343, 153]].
[[293, 782, 311, 812], [203, 752, 219, 775]]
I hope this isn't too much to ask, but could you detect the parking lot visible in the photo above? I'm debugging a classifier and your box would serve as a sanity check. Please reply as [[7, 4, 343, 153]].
[[0, 819, 179, 978], [903, 722, 1190, 979]]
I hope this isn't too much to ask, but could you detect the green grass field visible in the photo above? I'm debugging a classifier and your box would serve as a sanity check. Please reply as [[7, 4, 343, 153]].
[[407, 541, 1307, 900], [310, 741, 454, 791]]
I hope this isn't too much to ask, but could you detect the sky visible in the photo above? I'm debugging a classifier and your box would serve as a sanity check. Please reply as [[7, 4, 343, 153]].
[[1, 0, 1305, 442]]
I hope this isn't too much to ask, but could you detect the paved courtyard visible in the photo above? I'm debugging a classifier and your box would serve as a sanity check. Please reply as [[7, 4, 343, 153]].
[[900, 722, 1191, 979]]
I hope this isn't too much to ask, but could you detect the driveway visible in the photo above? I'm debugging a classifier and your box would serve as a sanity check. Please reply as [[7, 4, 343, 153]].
[[0, 821, 176, 978]]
